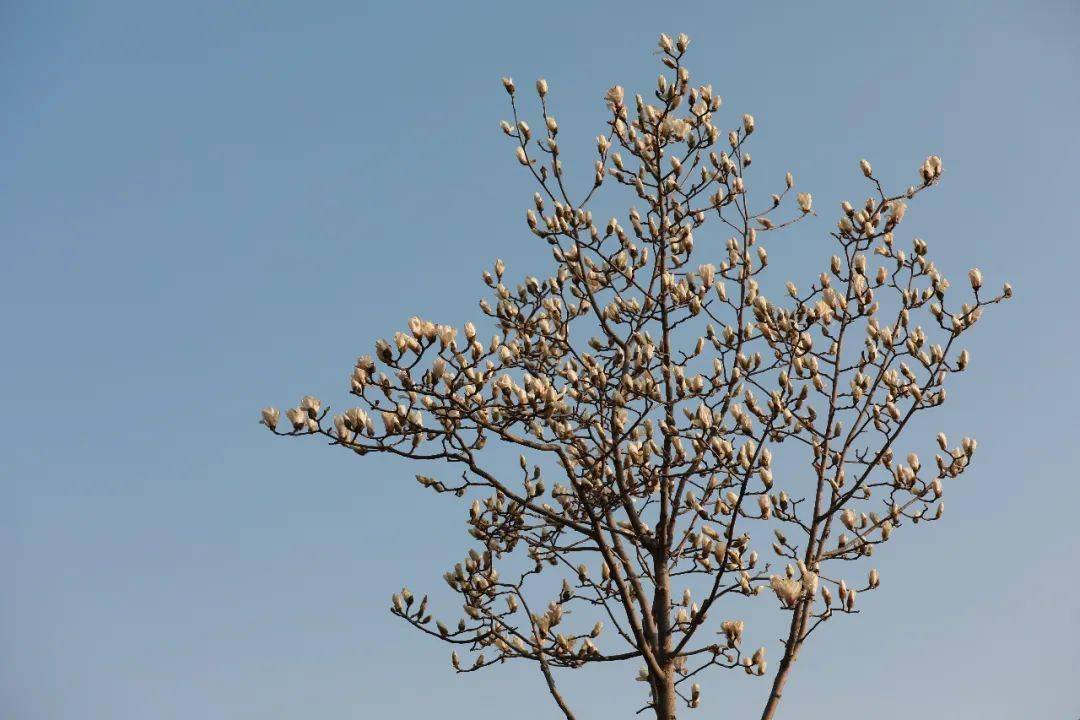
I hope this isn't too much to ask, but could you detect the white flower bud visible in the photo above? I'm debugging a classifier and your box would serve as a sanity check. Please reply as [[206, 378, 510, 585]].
[[796, 192, 812, 213], [300, 395, 321, 417], [261, 407, 280, 430], [860, 158, 873, 177], [968, 268, 983, 291], [840, 508, 856, 531], [845, 588, 857, 610]]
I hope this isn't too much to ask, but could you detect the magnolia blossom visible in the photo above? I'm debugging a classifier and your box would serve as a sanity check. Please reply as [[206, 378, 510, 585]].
[[796, 192, 812, 213], [770, 576, 803, 607], [261, 407, 280, 430]]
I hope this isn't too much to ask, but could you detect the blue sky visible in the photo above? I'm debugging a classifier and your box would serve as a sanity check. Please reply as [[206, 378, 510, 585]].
[[2, 1, 1077, 718]]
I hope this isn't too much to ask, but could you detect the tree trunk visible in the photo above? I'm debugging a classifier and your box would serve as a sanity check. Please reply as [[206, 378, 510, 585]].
[[651, 539, 676, 719], [759, 657, 793, 720], [653, 668, 678, 720]]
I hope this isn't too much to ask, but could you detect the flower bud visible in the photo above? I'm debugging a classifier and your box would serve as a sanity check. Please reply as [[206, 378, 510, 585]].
[[261, 407, 280, 430], [300, 395, 321, 417], [968, 268, 983, 291]]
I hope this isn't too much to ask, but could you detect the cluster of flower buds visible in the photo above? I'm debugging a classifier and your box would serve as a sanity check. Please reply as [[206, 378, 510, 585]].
[[741, 646, 767, 676], [262, 396, 323, 434], [263, 32, 1011, 718]]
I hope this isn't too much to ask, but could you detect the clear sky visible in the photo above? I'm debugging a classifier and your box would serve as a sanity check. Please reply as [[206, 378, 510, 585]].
[[2, 1, 1077, 718]]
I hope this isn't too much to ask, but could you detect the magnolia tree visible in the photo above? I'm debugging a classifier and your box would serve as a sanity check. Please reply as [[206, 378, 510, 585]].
[[263, 34, 1010, 720]]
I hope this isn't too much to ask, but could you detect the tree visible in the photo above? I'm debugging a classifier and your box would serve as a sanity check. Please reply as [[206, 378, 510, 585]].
[[262, 33, 1010, 720]]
